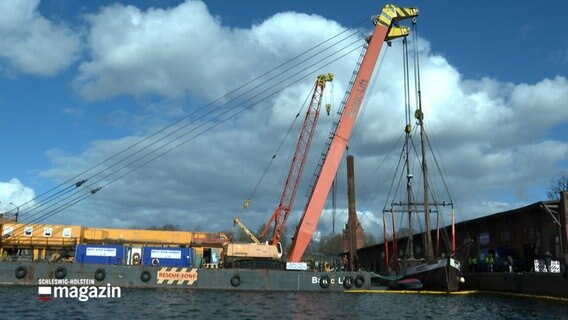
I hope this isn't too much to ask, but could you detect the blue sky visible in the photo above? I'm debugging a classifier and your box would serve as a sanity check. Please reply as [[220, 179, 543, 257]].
[[0, 0, 567, 239]]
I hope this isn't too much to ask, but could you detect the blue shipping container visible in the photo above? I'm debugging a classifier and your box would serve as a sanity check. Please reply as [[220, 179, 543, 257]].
[[75, 244, 126, 265], [142, 247, 193, 267]]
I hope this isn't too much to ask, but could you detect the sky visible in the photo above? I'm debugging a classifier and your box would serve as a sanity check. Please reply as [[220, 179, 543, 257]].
[[0, 0, 567, 243]]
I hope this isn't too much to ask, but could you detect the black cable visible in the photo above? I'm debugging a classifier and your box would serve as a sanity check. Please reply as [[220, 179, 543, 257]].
[[20, 37, 368, 226], [8, 17, 370, 219]]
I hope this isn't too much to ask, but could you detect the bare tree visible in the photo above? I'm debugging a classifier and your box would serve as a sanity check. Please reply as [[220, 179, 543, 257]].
[[146, 224, 180, 231], [547, 171, 568, 200], [317, 233, 344, 255]]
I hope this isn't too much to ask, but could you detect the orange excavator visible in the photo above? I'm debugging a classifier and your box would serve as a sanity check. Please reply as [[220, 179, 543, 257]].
[[223, 74, 333, 268], [222, 218, 283, 268]]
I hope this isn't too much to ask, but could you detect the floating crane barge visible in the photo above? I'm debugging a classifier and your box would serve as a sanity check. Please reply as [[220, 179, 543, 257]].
[[0, 3, 420, 292]]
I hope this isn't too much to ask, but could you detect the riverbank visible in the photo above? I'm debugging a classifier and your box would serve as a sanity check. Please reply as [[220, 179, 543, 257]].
[[462, 271, 568, 299]]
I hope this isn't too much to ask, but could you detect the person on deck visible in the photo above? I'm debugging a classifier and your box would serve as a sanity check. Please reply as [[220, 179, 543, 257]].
[[486, 252, 495, 272], [545, 252, 553, 272], [342, 255, 349, 271], [468, 256, 478, 272], [506, 256, 514, 272]]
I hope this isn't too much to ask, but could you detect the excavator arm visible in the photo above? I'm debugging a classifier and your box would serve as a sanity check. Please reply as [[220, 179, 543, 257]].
[[288, 4, 418, 262], [233, 218, 261, 244]]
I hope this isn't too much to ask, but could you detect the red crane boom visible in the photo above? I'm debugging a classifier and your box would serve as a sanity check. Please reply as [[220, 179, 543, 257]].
[[261, 73, 334, 245], [288, 4, 419, 262]]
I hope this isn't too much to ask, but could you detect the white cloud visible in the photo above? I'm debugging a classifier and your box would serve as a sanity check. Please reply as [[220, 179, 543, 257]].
[[33, 1, 568, 243], [510, 76, 568, 132], [74, 0, 344, 101], [0, 0, 81, 76], [0, 178, 35, 216]]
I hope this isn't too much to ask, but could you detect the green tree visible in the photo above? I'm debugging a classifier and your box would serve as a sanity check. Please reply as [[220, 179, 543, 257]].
[[547, 171, 568, 200]]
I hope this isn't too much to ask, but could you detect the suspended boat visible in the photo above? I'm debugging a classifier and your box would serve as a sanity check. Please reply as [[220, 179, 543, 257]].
[[379, 26, 468, 292]]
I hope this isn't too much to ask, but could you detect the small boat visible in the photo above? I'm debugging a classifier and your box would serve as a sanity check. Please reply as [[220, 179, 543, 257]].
[[377, 28, 468, 292]]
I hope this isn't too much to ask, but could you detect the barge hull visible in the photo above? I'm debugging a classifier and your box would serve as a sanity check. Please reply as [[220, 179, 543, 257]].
[[1, 261, 372, 292]]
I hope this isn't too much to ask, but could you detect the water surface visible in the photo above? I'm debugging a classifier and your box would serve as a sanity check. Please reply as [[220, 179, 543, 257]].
[[2, 286, 567, 319]]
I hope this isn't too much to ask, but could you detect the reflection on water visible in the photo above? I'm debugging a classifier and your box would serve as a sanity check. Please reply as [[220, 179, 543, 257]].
[[1, 286, 567, 319]]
